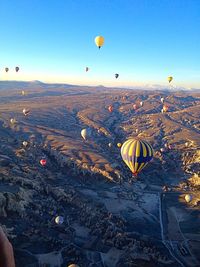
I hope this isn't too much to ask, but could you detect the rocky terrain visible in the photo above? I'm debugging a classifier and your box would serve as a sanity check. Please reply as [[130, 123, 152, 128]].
[[0, 81, 200, 267]]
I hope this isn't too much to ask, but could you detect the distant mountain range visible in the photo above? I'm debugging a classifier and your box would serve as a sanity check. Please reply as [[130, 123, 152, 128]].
[[0, 80, 199, 92]]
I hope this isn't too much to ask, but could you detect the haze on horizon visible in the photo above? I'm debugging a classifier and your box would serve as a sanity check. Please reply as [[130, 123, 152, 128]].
[[0, 0, 199, 88]]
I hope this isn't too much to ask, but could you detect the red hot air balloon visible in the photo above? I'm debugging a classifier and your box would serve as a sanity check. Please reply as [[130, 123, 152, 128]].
[[40, 159, 47, 166], [108, 105, 113, 112]]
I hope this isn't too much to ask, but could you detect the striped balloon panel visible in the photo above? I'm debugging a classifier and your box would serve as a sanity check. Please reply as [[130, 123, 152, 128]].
[[121, 139, 153, 174]]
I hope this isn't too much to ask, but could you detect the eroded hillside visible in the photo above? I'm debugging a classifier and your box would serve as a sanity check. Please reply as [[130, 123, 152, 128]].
[[0, 82, 200, 267]]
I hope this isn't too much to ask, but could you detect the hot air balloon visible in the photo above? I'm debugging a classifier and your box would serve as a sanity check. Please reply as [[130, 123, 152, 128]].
[[168, 76, 173, 83], [115, 73, 119, 79], [161, 97, 164, 103], [133, 104, 137, 110], [185, 194, 192, 203], [40, 159, 47, 166], [160, 148, 165, 153], [168, 144, 172, 150], [117, 143, 122, 148], [108, 105, 113, 113], [23, 108, 30, 116], [121, 138, 153, 176], [140, 101, 143, 107], [185, 142, 189, 147], [108, 143, 112, 148], [68, 264, 79, 267], [15, 66, 19, 72], [164, 143, 168, 148], [163, 105, 169, 112], [55, 216, 64, 225], [135, 129, 139, 134], [95, 36, 104, 49], [21, 90, 25, 96], [85, 67, 89, 72], [10, 118, 17, 124], [81, 128, 91, 141], [5, 67, 9, 72], [22, 141, 28, 147]]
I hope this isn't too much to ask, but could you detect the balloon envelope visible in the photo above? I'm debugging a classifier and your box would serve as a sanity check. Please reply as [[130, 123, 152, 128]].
[[55, 216, 64, 225], [163, 105, 169, 112], [117, 143, 122, 148], [108, 105, 113, 112], [15, 66, 19, 72], [133, 104, 137, 110], [23, 108, 30, 116], [10, 118, 17, 124], [23, 141, 28, 147], [68, 265, 79, 267], [121, 138, 153, 176], [5, 67, 9, 72], [85, 67, 89, 72], [168, 76, 173, 83], [185, 194, 192, 203], [95, 36, 104, 49], [115, 73, 119, 79], [81, 128, 91, 140], [40, 159, 47, 166]]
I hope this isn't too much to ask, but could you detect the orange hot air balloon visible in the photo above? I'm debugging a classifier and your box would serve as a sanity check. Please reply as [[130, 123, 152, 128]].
[[163, 105, 169, 112], [108, 105, 113, 112], [40, 159, 47, 166]]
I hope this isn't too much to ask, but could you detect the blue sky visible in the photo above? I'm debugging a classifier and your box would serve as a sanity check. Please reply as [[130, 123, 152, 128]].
[[0, 0, 199, 88]]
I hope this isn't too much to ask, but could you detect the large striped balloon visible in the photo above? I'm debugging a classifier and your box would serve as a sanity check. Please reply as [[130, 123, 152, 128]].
[[121, 138, 153, 176]]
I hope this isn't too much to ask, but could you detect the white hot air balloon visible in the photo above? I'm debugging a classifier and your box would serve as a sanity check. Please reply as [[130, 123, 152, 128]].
[[22, 141, 28, 147], [23, 108, 30, 116], [81, 128, 91, 141], [185, 194, 192, 203], [10, 118, 17, 124], [55, 216, 64, 225]]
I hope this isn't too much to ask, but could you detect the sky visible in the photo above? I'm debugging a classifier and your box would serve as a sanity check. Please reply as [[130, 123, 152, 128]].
[[0, 0, 200, 88]]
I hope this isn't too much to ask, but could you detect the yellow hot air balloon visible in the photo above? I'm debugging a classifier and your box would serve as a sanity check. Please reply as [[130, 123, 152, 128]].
[[117, 143, 122, 148], [185, 194, 192, 203], [121, 138, 153, 176], [95, 36, 104, 49], [167, 76, 173, 83]]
